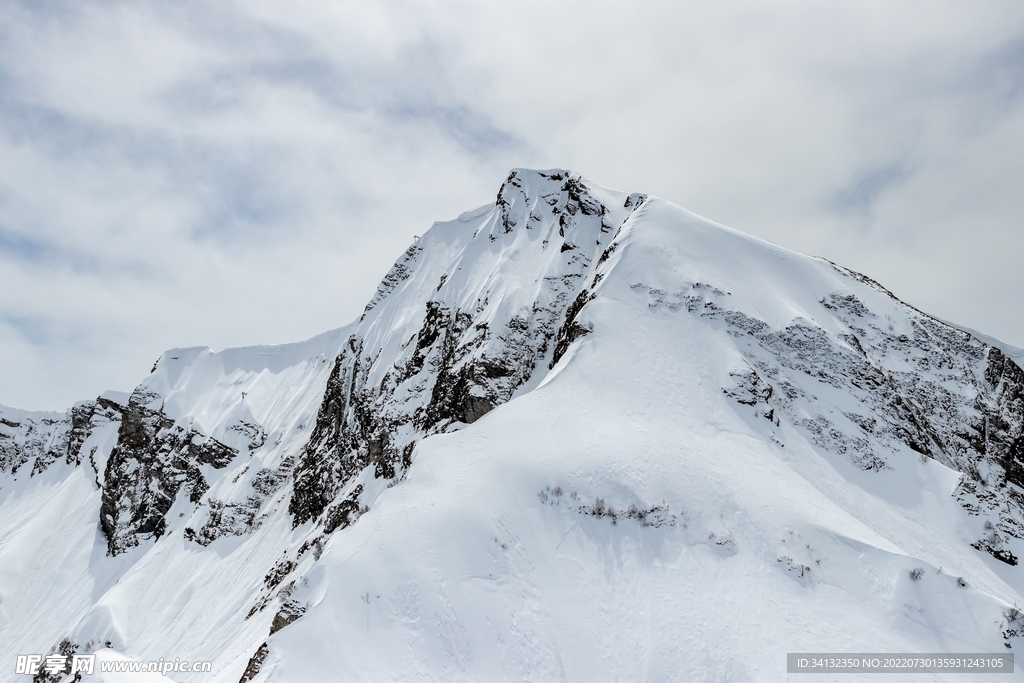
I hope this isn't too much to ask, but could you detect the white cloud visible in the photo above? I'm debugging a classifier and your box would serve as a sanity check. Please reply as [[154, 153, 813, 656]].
[[1, 0, 1022, 409]]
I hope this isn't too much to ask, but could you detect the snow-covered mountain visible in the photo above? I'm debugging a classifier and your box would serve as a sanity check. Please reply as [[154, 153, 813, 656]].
[[2, 169, 1024, 682]]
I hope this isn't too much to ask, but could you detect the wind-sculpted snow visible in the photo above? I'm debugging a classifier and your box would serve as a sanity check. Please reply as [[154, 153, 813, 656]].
[[3, 169, 1024, 682]]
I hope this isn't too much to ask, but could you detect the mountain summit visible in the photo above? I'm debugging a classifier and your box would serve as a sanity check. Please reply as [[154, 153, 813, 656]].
[[2, 169, 1024, 681]]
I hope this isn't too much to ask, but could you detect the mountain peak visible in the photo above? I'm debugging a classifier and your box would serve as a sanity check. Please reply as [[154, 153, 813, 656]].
[[3, 170, 1024, 681]]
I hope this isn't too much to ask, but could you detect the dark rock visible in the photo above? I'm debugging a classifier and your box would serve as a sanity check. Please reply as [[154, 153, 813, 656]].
[[238, 643, 268, 683], [551, 289, 593, 367], [100, 390, 240, 555], [291, 171, 620, 533]]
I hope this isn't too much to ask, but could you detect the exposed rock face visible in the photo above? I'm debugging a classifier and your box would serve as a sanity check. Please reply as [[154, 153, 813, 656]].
[[986, 347, 1024, 483], [290, 170, 645, 528], [100, 390, 239, 555], [362, 244, 422, 316], [0, 398, 125, 477], [238, 643, 269, 683], [0, 409, 72, 475]]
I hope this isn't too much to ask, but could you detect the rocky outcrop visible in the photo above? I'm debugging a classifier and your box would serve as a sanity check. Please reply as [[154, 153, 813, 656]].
[[290, 170, 644, 529], [985, 347, 1024, 486], [0, 397, 125, 477], [100, 390, 240, 555], [361, 244, 423, 317], [0, 410, 71, 475]]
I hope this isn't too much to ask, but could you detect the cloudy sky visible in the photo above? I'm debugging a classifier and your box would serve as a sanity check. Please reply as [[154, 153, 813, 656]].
[[1, 1, 1022, 411]]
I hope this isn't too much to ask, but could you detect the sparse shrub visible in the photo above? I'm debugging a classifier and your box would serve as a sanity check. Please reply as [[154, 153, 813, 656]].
[[1003, 606, 1024, 644], [539, 486, 565, 505], [909, 568, 925, 581], [586, 497, 619, 523]]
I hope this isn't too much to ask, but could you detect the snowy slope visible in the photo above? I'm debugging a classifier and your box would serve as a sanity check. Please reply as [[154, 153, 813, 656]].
[[1, 169, 1023, 682]]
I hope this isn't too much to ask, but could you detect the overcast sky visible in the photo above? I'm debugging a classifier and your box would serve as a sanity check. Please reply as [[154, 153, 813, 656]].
[[1, 1, 1022, 411]]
